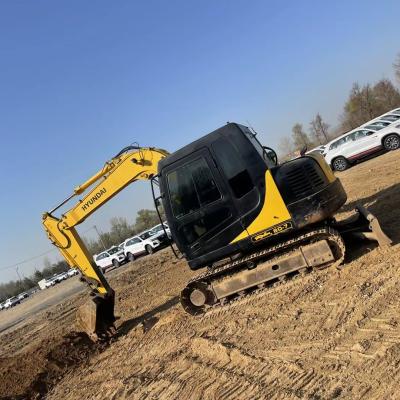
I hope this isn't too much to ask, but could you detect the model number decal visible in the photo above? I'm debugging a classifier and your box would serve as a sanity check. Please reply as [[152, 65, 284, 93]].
[[251, 221, 293, 242]]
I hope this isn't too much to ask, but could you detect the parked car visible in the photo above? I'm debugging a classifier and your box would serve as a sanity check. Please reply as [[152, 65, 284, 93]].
[[360, 107, 400, 127], [306, 145, 326, 156], [324, 125, 400, 171], [123, 232, 162, 262], [17, 292, 29, 301], [149, 222, 172, 239], [0, 302, 5, 310], [363, 121, 392, 131], [67, 268, 79, 277], [3, 296, 21, 309], [45, 276, 58, 287], [391, 108, 400, 115], [50, 273, 66, 284], [379, 114, 400, 123], [94, 246, 126, 271]]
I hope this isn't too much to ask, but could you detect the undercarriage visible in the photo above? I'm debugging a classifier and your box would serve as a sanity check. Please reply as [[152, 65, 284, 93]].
[[180, 205, 391, 316]]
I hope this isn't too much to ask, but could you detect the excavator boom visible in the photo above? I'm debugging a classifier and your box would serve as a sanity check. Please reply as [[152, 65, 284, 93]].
[[42, 146, 169, 339]]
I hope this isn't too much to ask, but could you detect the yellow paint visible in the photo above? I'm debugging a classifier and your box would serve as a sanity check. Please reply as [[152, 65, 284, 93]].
[[231, 170, 292, 243]]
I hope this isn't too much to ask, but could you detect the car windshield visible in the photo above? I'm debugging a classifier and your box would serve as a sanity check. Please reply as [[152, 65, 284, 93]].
[[381, 115, 400, 121], [107, 247, 120, 255], [140, 231, 152, 240], [365, 125, 383, 131], [370, 122, 390, 128]]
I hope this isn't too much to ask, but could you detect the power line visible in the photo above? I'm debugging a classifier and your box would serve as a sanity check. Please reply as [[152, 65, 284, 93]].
[[0, 248, 57, 271], [0, 225, 102, 272]]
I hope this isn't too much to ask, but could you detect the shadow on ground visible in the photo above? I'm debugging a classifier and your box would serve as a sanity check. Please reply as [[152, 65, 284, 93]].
[[116, 296, 179, 338]]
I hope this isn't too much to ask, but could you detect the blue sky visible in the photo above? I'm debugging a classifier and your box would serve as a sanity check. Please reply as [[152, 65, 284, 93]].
[[0, 0, 399, 282]]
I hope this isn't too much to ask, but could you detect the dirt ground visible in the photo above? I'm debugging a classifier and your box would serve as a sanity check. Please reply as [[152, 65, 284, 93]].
[[1, 150, 400, 400]]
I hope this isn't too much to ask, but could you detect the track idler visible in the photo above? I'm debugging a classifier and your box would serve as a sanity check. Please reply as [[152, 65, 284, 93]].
[[75, 291, 116, 341]]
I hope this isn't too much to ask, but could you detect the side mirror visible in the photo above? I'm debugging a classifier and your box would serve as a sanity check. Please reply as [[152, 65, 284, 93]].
[[262, 146, 278, 165]]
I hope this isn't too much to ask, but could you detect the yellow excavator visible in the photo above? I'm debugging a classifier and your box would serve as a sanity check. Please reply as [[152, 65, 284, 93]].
[[42, 123, 391, 339]]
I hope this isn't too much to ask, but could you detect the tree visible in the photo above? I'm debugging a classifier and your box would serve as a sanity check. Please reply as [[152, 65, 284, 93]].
[[135, 209, 160, 233], [33, 269, 44, 282], [373, 79, 400, 112], [394, 53, 400, 85], [278, 136, 294, 156], [310, 113, 330, 144], [110, 216, 135, 244], [291, 123, 312, 150], [341, 80, 400, 130]]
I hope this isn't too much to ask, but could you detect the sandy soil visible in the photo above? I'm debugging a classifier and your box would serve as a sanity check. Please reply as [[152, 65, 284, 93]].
[[1, 150, 400, 400]]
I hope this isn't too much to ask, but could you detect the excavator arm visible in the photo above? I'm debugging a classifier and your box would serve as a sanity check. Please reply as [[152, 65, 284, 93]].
[[42, 146, 169, 339]]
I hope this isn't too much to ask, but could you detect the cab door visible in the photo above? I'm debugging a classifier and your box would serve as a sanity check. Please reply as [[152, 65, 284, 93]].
[[162, 148, 248, 264]]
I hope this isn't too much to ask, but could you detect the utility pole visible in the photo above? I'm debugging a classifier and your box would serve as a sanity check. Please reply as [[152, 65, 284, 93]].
[[15, 266, 22, 282], [93, 225, 107, 251]]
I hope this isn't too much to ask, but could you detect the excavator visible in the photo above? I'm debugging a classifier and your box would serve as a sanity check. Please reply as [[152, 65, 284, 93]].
[[42, 123, 391, 339]]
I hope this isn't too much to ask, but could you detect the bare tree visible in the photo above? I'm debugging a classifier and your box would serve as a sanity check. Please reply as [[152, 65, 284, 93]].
[[278, 136, 294, 156], [341, 80, 400, 130], [310, 113, 330, 144], [292, 123, 312, 150]]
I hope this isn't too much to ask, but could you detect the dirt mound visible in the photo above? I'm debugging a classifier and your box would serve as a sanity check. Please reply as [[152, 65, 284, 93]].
[[0, 332, 101, 400]]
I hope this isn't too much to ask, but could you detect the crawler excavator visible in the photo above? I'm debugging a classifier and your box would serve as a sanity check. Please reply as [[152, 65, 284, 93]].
[[42, 123, 391, 339]]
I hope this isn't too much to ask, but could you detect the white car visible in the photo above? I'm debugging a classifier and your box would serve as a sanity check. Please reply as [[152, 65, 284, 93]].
[[149, 222, 172, 240], [3, 296, 21, 309], [306, 145, 326, 156], [17, 292, 29, 301], [45, 277, 57, 288], [324, 125, 400, 171], [94, 246, 126, 271], [360, 107, 400, 127], [67, 268, 79, 277], [123, 232, 162, 262]]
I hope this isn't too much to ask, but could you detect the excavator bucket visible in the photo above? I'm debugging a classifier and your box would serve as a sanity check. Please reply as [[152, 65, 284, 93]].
[[76, 293, 116, 341], [334, 204, 392, 247]]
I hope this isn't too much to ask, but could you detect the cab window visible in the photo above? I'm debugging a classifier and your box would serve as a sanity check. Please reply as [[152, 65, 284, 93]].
[[212, 138, 254, 198], [167, 157, 221, 218]]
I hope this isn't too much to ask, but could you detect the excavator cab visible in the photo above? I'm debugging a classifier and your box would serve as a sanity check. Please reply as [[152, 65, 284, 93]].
[[157, 123, 347, 270]]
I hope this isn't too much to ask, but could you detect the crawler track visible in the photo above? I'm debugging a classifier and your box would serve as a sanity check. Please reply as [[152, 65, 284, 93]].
[[181, 226, 345, 315]]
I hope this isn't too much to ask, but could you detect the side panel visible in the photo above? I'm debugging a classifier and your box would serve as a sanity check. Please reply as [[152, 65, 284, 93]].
[[230, 170, 292, 243]]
